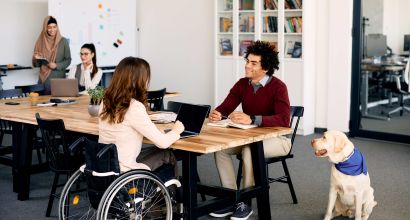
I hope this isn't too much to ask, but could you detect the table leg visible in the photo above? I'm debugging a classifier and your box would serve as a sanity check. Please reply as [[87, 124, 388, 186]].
[[361, 71, 389, 120], [12, 122, 34, 201], [181, 151, 198, 220], [250, 141, 271, 219]]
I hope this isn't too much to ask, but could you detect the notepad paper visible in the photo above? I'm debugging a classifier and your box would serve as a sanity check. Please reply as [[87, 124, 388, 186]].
[[149, 112, 177, 123], [207, 119, 257, 130]]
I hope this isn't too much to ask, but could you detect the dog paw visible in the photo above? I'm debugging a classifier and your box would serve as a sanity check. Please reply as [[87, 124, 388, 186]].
[[323, 214, 332, 220]]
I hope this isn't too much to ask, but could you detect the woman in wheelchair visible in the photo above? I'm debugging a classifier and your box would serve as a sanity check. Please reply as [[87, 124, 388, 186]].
[[58, 57, 185, 220]]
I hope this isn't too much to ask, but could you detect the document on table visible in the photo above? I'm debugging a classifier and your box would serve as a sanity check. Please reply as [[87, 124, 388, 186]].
[[149, 112, 177, 124]]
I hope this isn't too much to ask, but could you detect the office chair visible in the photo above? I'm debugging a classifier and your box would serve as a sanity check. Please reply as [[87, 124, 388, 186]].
[[384, 60, 410, 117], [0, 89, 24, 167], [147, 88, 166, 111], [15, 84, 45, 97], [35, 113, 84, 217], [236, 106, 304, 204]]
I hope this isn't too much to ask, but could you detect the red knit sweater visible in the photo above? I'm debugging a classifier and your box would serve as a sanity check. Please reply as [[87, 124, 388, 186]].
[[216, 77, 290, 127]]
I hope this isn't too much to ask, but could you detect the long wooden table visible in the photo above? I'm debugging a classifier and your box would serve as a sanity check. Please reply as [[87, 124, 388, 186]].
[[0, 95, 292, 219]]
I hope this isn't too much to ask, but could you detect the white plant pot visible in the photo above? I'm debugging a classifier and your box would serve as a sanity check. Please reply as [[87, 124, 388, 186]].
[[88, 105, 100, 117]]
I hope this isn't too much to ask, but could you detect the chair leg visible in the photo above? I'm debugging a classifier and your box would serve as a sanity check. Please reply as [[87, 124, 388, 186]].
[[46, 173, 60, 217], [282, 160, 298, 204]]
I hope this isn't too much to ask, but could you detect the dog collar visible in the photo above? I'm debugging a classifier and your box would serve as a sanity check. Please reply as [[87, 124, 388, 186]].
[[341, 148, 355, 162]]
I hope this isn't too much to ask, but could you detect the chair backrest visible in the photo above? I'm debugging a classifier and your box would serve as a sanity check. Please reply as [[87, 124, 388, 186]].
[[147, 88, 166, 111], [0, 89, 23, 141], [35, 113, 73, 172], [0, 89, 23, 99], [15, 84, 45, 96], [166, 101, 211, 117], [288, 106, 304, 152]]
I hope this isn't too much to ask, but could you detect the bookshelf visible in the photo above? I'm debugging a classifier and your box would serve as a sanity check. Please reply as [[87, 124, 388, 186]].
[[214, 0, 316, 135]]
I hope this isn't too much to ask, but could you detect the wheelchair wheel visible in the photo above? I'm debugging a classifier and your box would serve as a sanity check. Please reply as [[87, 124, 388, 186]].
[[97, 170, 173, 220], [59, 169, 97, 219]]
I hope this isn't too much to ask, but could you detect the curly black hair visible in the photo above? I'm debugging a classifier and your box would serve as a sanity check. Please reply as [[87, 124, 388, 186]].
[[244, 40, 279, 76]]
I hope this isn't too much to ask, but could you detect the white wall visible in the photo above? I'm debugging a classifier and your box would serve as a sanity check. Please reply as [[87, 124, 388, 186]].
[[383, 0, 410, 54], [0, 0, 48, 89], [138, 0, 214, 107], [325, 0, 353, 132], [0, 0, 355, 133]]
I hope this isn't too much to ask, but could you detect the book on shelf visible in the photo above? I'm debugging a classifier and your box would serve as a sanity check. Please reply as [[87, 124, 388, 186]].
[[239, 14, 254, 32], [284, 17, 302, 33], [264, 0, 278, 10], [240, 0, 254, 10], [220, 17, 233, 32], [220, 38, 233, 55], [225, 0, 233, 10], [239, 39, 253, 56], [291, 41, 302, 58], [207, 119, 257, 130], [285, 40, 295, 58]]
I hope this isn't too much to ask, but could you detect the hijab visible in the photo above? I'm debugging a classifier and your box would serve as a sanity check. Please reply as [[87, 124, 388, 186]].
[[33, 16, 62, 83]]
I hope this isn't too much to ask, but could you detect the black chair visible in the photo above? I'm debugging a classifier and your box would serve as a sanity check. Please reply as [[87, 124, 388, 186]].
[[147, 88, 166, 111], [15, 84, 45, 96], [236, 106, 304, 204], [35, 113, 84, 217], [383, 61, 410, 117], [0, 89, 23, 167]]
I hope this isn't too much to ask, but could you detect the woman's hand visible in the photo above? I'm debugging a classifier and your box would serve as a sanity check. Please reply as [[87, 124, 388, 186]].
[[172, 120, 185, 134], [33, 52, 42, 59], [48, 62, 57, 69]]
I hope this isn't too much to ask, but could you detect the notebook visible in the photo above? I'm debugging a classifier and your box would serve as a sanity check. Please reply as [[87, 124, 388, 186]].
[[207, 119, 257, 129], [172, 103, 210, 138], [50, 78, 79, 97]]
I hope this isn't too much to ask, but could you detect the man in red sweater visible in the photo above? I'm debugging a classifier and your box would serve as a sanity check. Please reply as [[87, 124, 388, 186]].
[[209, 41, 291, 220]]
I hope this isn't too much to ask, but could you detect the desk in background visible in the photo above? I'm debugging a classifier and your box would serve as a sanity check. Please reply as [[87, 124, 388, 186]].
[[0, 65, 32, 90], [361, 61, 405, 120], [0, 95, 291, 220]]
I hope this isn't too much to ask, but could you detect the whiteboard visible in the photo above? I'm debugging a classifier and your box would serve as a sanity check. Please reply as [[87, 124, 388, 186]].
[[49, 0, 137, 67]]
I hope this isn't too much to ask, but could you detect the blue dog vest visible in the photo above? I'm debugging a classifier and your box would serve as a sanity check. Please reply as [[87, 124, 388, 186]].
[[335, 148, 368, 176]]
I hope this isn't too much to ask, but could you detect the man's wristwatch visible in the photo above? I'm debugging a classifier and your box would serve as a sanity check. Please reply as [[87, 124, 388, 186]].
[[250, 115, 256, 124]]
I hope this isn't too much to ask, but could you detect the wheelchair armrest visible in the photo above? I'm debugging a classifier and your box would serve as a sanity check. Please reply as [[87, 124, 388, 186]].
[[97, 144, 116, 159], [69, 136, 86, 153]]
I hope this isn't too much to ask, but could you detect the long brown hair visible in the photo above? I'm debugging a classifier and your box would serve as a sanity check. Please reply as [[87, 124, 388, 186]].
[[100, 57, 151, 124]]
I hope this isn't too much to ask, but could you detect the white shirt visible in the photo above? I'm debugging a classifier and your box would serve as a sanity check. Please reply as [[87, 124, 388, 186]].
[[98, 99, 180, 172], [67, 64, 103, 91]]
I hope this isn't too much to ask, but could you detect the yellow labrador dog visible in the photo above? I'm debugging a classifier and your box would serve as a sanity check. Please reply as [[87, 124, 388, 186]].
[[311, 131, 377, 220]]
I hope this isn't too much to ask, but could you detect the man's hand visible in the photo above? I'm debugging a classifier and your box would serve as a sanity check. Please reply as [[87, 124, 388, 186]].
[[209, 110, 223, 122], [229, 111, 252, 125]]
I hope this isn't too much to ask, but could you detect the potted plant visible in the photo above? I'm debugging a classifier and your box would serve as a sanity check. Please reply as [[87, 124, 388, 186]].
[[87, 86, 104, 117]]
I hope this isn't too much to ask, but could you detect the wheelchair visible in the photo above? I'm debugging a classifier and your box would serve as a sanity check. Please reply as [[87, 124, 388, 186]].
[[58, 137, 183, 220]]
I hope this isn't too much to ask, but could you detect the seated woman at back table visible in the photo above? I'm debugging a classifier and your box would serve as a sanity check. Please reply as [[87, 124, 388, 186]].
[[98, 57, 184, 180], [67, 43, 102, 93]]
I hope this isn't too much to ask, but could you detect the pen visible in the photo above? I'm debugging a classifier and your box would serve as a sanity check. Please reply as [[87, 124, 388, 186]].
[[221, 115, 229, 119]]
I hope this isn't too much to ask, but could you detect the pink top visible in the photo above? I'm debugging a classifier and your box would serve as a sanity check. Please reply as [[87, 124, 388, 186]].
[[98, 99, 180, 172]]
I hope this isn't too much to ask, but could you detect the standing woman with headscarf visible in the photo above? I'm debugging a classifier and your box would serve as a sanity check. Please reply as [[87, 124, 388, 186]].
[[32, 16, 71, 94]]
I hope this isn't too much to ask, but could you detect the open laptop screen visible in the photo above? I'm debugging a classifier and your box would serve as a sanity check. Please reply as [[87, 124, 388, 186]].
[[176, 103, 210, 136]]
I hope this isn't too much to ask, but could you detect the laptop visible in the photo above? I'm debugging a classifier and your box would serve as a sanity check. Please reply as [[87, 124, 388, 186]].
[[173, 103, 210, 138], [50, 78, 79, 97]]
